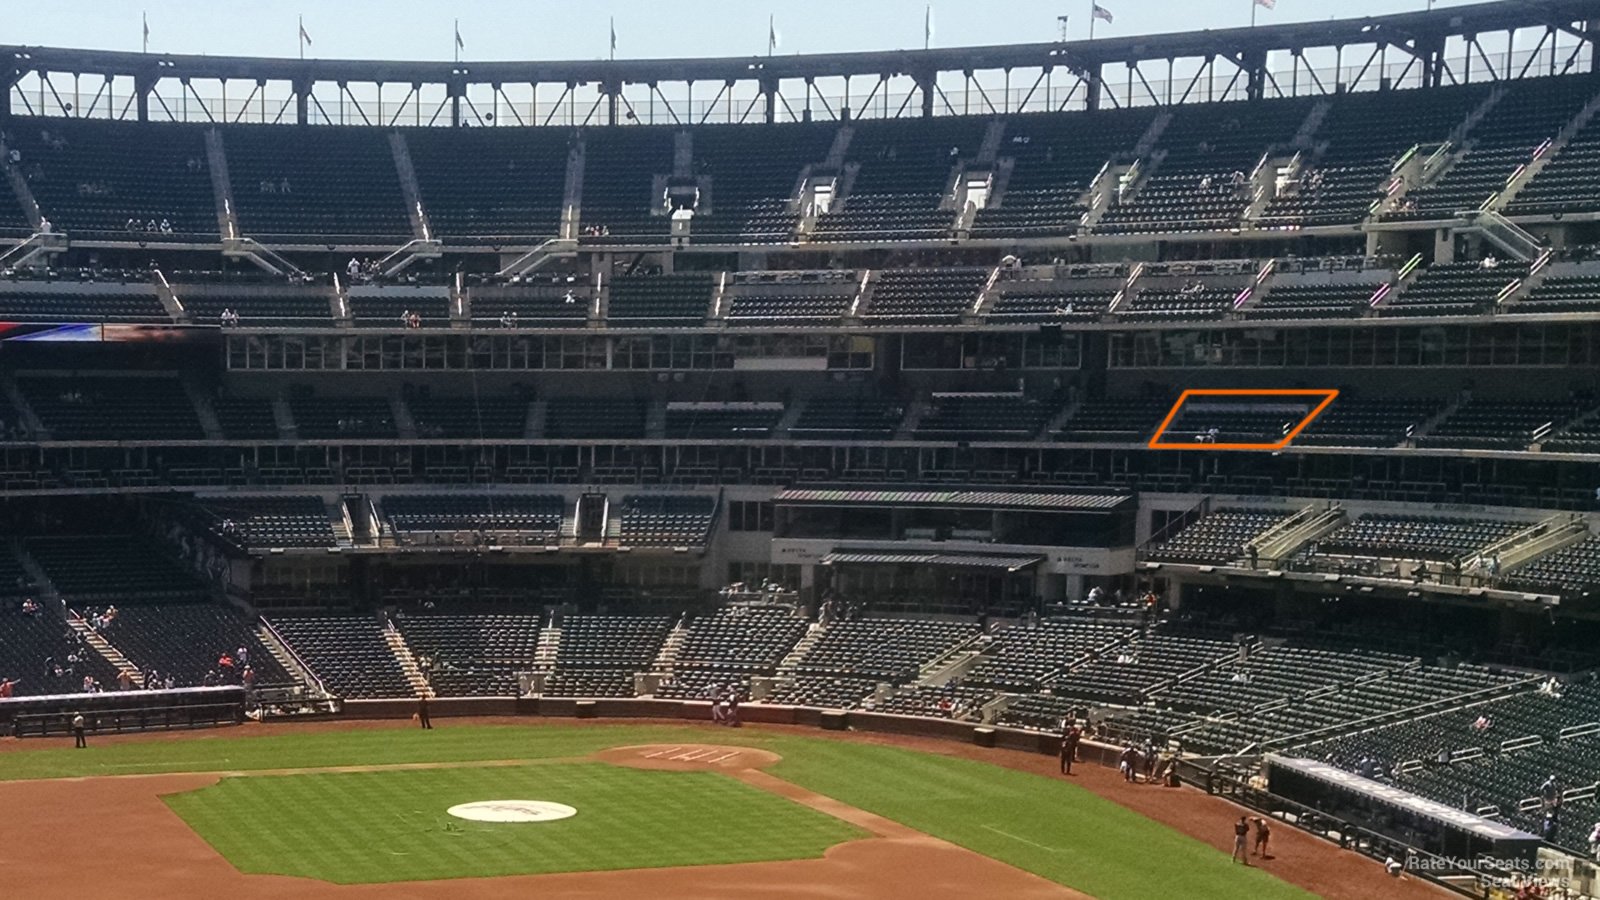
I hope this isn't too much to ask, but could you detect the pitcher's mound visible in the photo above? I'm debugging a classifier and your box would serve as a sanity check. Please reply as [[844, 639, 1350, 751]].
[[597, 744, 782, 772]]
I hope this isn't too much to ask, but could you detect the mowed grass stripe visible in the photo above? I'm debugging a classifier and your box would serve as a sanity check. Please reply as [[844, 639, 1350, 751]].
[[768, 740, 1315, 900], [161, 763, 866, 883]]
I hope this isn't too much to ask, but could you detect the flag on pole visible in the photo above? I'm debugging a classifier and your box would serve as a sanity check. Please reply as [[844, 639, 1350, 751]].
[[1255, 0, 1275, 8], [768, 15, 779, 54], [610, 17, 617, 55], [924, 5, 934, 49], [299, 18, 312, 47], [455, 21, 465, 51], [142, 11, 150, 52], [1092, 4, 1114, 23]]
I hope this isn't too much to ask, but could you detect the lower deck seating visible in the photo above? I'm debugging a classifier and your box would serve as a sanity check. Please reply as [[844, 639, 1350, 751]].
[[268, 615, 414, 699], [98, 604, 294, 688], [763, 675, 879, 709], [793, 618, 978, 682], [0, 603, 124, 696], [397, 613, 541, 697]]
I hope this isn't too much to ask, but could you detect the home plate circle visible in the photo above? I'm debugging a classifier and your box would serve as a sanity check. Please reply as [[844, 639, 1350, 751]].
[[447, 801, 577, 823]]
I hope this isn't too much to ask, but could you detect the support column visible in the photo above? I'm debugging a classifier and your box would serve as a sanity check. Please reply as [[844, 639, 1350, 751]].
[[1243, 49, 1267, 102], [448, 77, 464, 127], [294, 77, 310, 125]]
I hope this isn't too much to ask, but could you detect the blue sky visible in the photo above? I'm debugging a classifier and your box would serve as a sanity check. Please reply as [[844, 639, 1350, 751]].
[[11, 0, 1469, 61]]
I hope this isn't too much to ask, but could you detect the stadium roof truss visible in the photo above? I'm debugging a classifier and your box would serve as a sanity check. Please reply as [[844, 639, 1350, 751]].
[[5, 0, 1599, 128]]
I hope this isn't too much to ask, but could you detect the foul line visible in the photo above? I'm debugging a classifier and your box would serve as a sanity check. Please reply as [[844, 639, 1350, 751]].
[[980, 823, 1066, 854]]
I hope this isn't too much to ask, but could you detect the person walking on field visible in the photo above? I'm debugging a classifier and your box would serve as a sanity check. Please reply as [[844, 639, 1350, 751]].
[[1253, 817, 1271, 859], [1231, 816, 1250, 864], [416, 694, 432, 730], [71, 712, 86, 748]]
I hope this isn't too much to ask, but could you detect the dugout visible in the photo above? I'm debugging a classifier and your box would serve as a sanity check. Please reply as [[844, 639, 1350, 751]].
[[0, 685, 247, 738], [1265, 755, 1542, 863]]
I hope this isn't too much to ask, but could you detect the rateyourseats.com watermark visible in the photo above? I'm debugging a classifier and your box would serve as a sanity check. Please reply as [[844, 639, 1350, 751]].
[[1406, 855, 1585, 878]]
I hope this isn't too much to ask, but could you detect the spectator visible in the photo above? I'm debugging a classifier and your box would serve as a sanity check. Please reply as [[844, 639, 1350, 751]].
[[159, 218, 172, 234], [347, 257, 362, 278], [0, 677, 16, 698], [1588, 820, 1600, 861], [1385, 856, 1404, 878], [1541, 775, 1561, 808]]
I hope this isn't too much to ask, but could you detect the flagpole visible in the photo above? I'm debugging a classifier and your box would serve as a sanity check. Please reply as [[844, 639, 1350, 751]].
[[1251, 0, 1257, 28], [142, 11, 149, 54], [1089, 0, 1096, 40], [609, 16, 615, 61], [924, 5, 931, 51], [454, 18, 460, 63], [769, 14, 775, 57], [298, 14, 304, 60]]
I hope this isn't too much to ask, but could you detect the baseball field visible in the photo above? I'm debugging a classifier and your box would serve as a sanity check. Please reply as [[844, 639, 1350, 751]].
[[0, 718, 1448, 899]]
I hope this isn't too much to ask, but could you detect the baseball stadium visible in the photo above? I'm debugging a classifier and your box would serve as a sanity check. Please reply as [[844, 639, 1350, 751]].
[[5, 1, 1600, 897]]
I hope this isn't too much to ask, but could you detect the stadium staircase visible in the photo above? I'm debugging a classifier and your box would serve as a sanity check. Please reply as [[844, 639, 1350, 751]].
[[65, 614, 145, 688], [1408, 396, 1467, 444], [180, 374, 225, 441], [152, 269, 185, 322], [775, 622, 827, 677], [389, 397, 419, 440], [650, 618, 689, 676], [1292, 98, 1334, 146], [381, 621, 431, 698], [846, 269, 875, 319], [387, 132, 434, 244], [643, 402, 668, 440], [1486, 513, 1588, 571], [0, 375, 46, 439], [533, 621, 561, 672], [914, 633, 991, 687], [1, 137, 47, 230], [203, 129, 239, 240], [525, 401, 548, 439], [256, 617, 329, 697], [19, 541, 149, 689], [968, 266, 1004, 319], [1490, 86, 1600, 211], [1250, 503, 1343, 566], [270, 398, 299, 442], [894, 399, 931, 441]]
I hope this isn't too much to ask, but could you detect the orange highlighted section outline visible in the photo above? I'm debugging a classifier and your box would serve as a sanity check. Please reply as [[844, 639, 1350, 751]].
[[1147, 388, 1339, 451]]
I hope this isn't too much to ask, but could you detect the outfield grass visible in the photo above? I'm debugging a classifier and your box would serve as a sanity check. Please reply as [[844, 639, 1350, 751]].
[[6, 723, 1316, 899], [163, 763, 865, 883]]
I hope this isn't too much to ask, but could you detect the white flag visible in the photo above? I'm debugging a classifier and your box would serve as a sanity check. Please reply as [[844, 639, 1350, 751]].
[[1092, 4, 1114, 23]]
